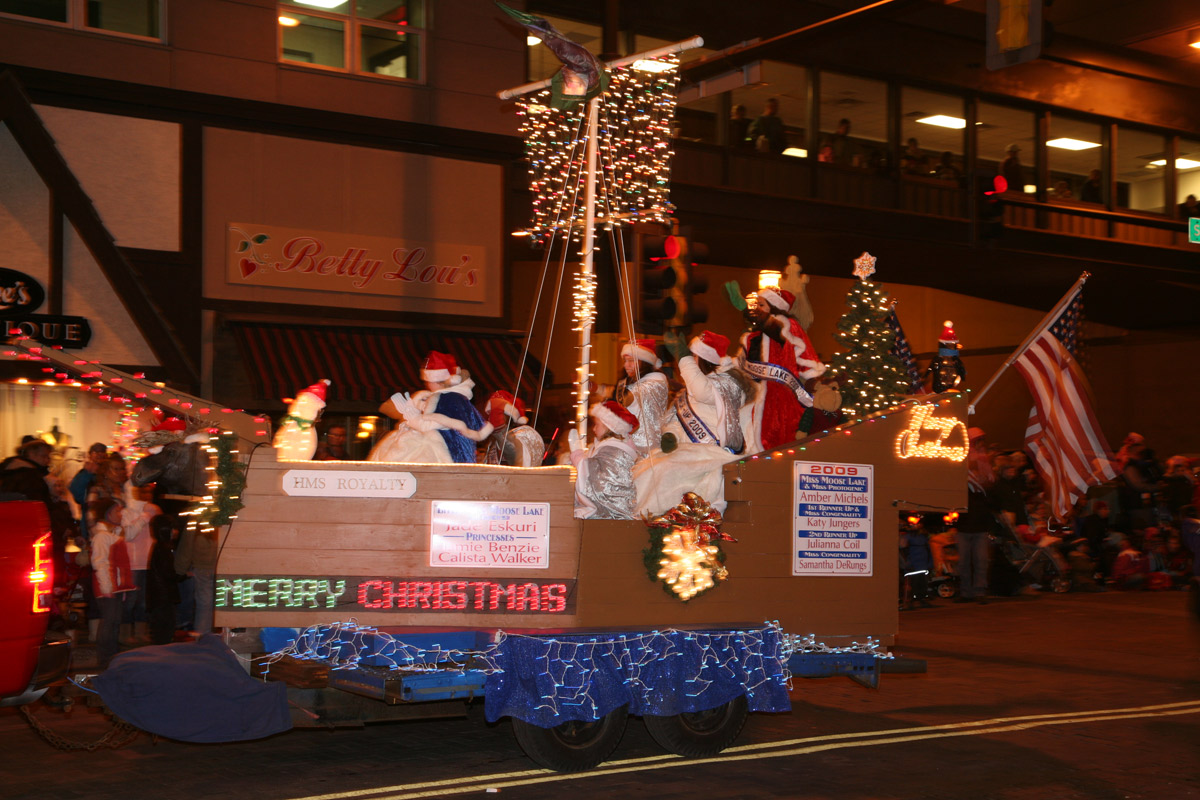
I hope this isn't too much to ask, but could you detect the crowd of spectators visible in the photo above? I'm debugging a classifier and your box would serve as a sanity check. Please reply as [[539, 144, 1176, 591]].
[[900, 430, 1199, 609]]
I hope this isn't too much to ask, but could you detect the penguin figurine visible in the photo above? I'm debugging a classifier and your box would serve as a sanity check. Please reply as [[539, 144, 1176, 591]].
[[925, 320, 966, 393]]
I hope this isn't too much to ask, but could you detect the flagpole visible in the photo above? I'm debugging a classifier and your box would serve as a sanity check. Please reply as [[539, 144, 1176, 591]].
[[968, 271, 1091, 415]]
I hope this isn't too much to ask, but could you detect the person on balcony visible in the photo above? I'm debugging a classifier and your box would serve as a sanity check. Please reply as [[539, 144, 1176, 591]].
[[748, 97, 787, 155]]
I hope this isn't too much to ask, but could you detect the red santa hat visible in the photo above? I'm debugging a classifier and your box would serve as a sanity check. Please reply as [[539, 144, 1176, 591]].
[[939, 320, 960, 345], [689, 330, 731, 367], [152, 417, 187, 433], [298, 379, 330, 402], [485, 390, 528, 428], [590, 400, 639, 437], [421, 351, 457, 384], [620, 338, 661, 368], [757, 287, 795, 314]]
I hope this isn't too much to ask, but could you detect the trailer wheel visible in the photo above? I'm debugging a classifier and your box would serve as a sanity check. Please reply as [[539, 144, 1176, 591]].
[[642, 695, 748, 757], [511, 706, 628, 772], [936, 581, 958, 599]]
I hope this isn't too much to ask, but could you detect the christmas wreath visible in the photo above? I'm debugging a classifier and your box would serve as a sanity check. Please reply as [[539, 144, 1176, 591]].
[[642, 492, 737, 602]]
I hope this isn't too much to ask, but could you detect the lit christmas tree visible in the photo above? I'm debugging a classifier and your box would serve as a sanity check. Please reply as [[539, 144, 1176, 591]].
[[828, 253, 912, 418]]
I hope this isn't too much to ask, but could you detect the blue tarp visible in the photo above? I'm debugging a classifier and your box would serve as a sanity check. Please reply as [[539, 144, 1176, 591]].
[[483, 627, 791, 728], [93, 634, 291, 743]]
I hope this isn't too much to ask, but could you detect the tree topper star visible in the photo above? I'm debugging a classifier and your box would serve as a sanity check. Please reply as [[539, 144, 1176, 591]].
[[852, 252, 877, 280]]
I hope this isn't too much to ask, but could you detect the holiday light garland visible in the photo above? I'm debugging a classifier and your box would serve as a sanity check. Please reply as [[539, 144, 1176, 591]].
[[267, 619, 793, 725], [516, 57, 678, 245]]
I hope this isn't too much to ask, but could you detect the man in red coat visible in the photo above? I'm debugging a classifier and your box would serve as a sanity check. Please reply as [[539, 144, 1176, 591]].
[[737, 288, 826, 452]]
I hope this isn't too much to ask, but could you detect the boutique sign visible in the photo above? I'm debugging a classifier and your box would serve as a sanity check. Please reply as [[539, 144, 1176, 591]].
[[226, 223, 487, 303], [0, 268, 91, 348]]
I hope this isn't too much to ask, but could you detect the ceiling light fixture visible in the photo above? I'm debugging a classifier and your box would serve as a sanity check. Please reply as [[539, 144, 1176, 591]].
[[278, 15, 300, 26], [1046, 138, 1101, 151], [292, 0, 345, 8], [782, 147, 808, 158], [1148, 158, 1200, 169], [916, 115, 966, 129], [526, 35, 541, 46], [1188, 29, 1200, 49]]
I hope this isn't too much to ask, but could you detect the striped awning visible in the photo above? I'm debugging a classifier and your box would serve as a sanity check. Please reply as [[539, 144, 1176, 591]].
[[230, 322, 546, 405]]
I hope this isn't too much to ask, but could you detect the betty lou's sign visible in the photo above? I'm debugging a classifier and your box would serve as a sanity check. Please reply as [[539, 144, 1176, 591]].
[[226, 223, 487, 302]]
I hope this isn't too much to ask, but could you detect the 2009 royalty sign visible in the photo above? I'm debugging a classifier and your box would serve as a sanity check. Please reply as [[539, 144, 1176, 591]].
[[226, 223, 487, 302]]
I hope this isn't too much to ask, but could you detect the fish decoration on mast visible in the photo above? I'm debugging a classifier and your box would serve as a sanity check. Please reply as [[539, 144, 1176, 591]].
[[497, 2, 608, 110]]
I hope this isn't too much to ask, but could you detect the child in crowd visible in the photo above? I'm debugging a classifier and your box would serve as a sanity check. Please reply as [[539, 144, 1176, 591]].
[[1110, 537, 1149, 590], [899, 516, 934, 609]]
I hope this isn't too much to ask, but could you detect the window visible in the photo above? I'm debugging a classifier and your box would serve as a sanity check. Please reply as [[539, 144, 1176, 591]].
[[1046, 115, 1102, 202], [977, 102, 1034, 194], [279, 1, 426, 81], [902, 88, 964, 181], [1176, 137, 1200, 216], [1115, 127, 1164, 212], [0, 0, 161, 39], [818, 72, 886, 170]]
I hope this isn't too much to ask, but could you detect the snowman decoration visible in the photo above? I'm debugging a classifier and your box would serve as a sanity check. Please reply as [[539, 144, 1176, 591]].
[[924, 320, 966, 393], [274, 379, 331, 460]]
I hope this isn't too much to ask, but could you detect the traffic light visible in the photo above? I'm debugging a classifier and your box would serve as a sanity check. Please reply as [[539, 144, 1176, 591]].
[[635, 230, 710, 332], [636, 232, 679, 334], [979, 175, 1006, 238], [666, 236, 709, 329]]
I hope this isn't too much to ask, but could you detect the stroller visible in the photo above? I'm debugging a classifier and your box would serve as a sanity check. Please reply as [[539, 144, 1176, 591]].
[[992, 522, 1072, 594]]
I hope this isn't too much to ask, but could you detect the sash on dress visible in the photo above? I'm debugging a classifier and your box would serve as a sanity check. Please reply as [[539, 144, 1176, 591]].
[[741, 357, 814, 407]]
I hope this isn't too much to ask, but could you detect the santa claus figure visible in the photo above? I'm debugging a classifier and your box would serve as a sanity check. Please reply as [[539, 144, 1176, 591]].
[[569, 401, 639, 519], [614, 338, 669, 457], [738, 287, 826, 453], [274, 379, 330, 461]]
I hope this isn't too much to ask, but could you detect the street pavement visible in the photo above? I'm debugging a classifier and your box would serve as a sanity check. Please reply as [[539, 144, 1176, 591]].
[[2, 590, 1197, 799]]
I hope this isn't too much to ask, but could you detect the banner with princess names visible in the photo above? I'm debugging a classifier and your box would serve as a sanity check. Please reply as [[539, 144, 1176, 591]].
[[792, 461, 874, 577]]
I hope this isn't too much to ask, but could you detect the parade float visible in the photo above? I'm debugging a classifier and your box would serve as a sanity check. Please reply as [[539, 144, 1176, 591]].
[[3, 17, 970, 772]]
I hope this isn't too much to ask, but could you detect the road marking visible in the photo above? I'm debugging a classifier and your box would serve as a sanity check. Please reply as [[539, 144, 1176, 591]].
[[284, 700, 1200, 800]]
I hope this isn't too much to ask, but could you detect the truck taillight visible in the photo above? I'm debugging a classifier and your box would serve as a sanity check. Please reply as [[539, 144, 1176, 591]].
[[31, 532, 52, 614]]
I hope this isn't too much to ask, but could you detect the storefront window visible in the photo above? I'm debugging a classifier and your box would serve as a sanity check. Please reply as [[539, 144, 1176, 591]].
[[977, 102, 1034, 194], [901, 87, 964, 181], [1047, 115, 1102, 201], [0, 0, 161, 39], [1177, 137, 1200, 217], [818, 72, 886, 170], [1115, 127, 1164, 212], [279, 1, 425, 81]]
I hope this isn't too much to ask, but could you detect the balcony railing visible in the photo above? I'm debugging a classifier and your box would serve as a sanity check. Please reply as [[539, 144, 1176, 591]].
[[671, 139, 1194, 250]]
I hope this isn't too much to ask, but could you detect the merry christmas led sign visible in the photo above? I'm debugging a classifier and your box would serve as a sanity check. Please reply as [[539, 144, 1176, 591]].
[[215, 575, 575, 615]]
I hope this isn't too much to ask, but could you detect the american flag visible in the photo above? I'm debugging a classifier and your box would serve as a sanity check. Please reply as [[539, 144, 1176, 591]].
[[885, 306, 923, 393], [1015, 287, 1116, 519]]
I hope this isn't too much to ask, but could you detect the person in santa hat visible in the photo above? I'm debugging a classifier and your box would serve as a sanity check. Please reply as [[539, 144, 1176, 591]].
[[568, 401, 639, 519], [387, 351, 493, 464], [635, 331, 754, 516], [924, 320, 966, 393], [481, 390, 545, 467], [736, 286, 826, 453], [614, 338, 670, 458]]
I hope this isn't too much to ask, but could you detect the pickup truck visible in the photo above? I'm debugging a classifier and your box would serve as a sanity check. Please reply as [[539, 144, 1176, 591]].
[[0, 501, 71, 706]]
